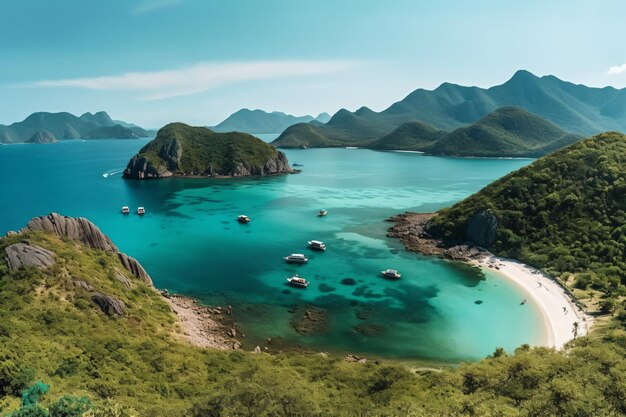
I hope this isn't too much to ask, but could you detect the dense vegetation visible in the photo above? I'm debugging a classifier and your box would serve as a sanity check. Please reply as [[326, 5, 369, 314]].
[[212, 108, 330, 134], [271, 70, 626, 150], [428, 132, 626, 300], [126, 123, 285, 177], [1, 228, 625, 416], [275, 106, 581, 157], [0, 111, 150, 144], [425, 107, 581, 157]]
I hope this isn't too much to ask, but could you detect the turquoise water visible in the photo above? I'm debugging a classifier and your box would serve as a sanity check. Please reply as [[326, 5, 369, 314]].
[[0, 139, 544, 361]]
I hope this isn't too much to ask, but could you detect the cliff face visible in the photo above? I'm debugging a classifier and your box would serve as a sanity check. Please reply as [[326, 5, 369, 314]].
[[123, 123, 293, 179]]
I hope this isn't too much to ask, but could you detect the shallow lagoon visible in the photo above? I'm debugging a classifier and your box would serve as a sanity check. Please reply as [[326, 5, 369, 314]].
[[0, 139, 543, 361]]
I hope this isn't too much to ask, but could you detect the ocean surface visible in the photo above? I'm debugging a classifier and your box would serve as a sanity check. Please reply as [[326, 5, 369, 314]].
[[0, 138, 544, 362]]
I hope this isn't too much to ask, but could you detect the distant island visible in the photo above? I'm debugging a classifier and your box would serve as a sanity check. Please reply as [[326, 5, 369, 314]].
[[0, 111, 154, 144], [271, 70, 626, 153], [274, 106, 583, 157], [123, 122, 293, 179], [211, 108, 331, 134]]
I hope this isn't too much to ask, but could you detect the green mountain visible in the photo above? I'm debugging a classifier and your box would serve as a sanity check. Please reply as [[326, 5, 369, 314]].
[[211, 109, 330, 134], [368, 121, 446, 151], [0, 111, 152, 143], [123, 123, 293, 179], [425, 107, 582, 157], [272, 70, 626, 150], [426, 132, 626, 294]]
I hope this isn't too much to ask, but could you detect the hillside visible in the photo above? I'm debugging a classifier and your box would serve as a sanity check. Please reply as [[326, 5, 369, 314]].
[[123, 123, 293, 179], [211, 109, 330, 134], [272, 70, 626, 149], [426, 132, 626, 296], [1, 211, 625, 415], [425, 107, 582, 157], [368, 121, 446, 150], [0, 111, 152, 143]]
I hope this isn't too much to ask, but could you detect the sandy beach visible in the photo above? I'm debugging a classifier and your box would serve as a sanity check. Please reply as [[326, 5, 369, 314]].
[[388, 212, 593, 351], [473, 255, 592, 350]]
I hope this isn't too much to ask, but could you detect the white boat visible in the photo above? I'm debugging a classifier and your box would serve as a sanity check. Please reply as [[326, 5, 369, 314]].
[[137, 207, 145, 215], [287, 275, 309, 288], [318, 209, 328, 217], [121, 206, 130, 214], [381, 269, 401, 279], [237, 215, 251, 223], [284, 253, 308, 264], [308, 240, 326, 251]]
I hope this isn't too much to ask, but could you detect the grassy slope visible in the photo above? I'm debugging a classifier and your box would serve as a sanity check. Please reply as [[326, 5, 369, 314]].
[[427, 132, 626, 298], [1, 230, 625, 416], [136, 123, 280, 174], [368, 121, 446, 150], [426, 107, 582, 157]]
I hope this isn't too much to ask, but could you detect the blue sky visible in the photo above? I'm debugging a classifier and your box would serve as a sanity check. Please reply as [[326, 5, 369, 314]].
[[1, 0, 625, 127]]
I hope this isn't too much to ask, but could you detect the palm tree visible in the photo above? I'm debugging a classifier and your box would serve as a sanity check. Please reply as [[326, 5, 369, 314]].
[[572, 321, 580, 338]]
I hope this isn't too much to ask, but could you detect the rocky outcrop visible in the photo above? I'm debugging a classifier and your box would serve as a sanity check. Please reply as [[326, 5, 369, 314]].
[[466, 210, 498, 248], [117, 253, 153, 286], [123, 155, 173, 179], [5, 243, 56, 270], [23, 213, 118, 252], [26, 130, 58, 144], [73, 279, 94, 292], [92, 292, 125, 317], [20, 213, 152, 285]]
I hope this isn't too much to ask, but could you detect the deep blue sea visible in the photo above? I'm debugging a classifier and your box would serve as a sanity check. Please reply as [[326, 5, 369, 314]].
[[0, 138, 543, 361]]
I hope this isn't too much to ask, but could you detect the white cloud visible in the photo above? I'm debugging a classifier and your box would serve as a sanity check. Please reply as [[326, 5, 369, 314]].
[[607, 64, 626, 75], [26, 60, 354, 100]]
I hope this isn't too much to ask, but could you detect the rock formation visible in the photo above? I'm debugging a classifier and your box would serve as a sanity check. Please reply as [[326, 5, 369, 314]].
[[466, 210, 498, 248], [5, 243, 56, 270], [23, 213, 118, 252], [19, 213, 152, 285], [92, 292, 126, 317]]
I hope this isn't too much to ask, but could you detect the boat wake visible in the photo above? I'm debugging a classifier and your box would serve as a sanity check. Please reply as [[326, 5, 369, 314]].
[[102, 168, 124, 178]]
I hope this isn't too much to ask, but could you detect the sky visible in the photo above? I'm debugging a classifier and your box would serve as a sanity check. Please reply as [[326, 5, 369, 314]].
[[1, 0, 625, 128]]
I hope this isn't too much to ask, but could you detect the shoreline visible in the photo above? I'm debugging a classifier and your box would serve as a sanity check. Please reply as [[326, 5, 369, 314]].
[[472, 256, 591, 349], [163, 294, 241, 350], [387, 212, 592, 350]]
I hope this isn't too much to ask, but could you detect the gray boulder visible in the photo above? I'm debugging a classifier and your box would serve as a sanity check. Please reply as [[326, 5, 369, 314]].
[[5, 243, 55, 270], [23, 213, 118, 252], [466, 210, 498, 247], [92, 292, 125, 317], [117, 253, 153, 285]]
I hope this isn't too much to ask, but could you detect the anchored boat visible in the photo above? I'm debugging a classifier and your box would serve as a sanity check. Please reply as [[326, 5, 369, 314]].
[[284, 253, 308, 264], [137, 207, 145, 215], [287, 275, 310, 288], [237, 215, 251, 223], [318, 209, 328, 217], [308, 240, 326, 251], [381, 269, 401, 279], [121, 206, 130, 214]]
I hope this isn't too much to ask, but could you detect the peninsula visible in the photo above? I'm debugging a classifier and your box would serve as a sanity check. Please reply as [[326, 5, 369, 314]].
[[389, 132, 626, 349], [123, 122, 293, 179]]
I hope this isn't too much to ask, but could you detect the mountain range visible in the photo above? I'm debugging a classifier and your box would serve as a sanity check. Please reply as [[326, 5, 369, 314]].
[[275, 106, 583, 157], [0, 111, 154, 143], [271, 70, 626, 154], [211, 108, 331, 134]]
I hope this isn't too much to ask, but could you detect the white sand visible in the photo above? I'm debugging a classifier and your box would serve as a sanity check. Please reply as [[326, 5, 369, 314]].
[[474, 255, 592, 350]]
